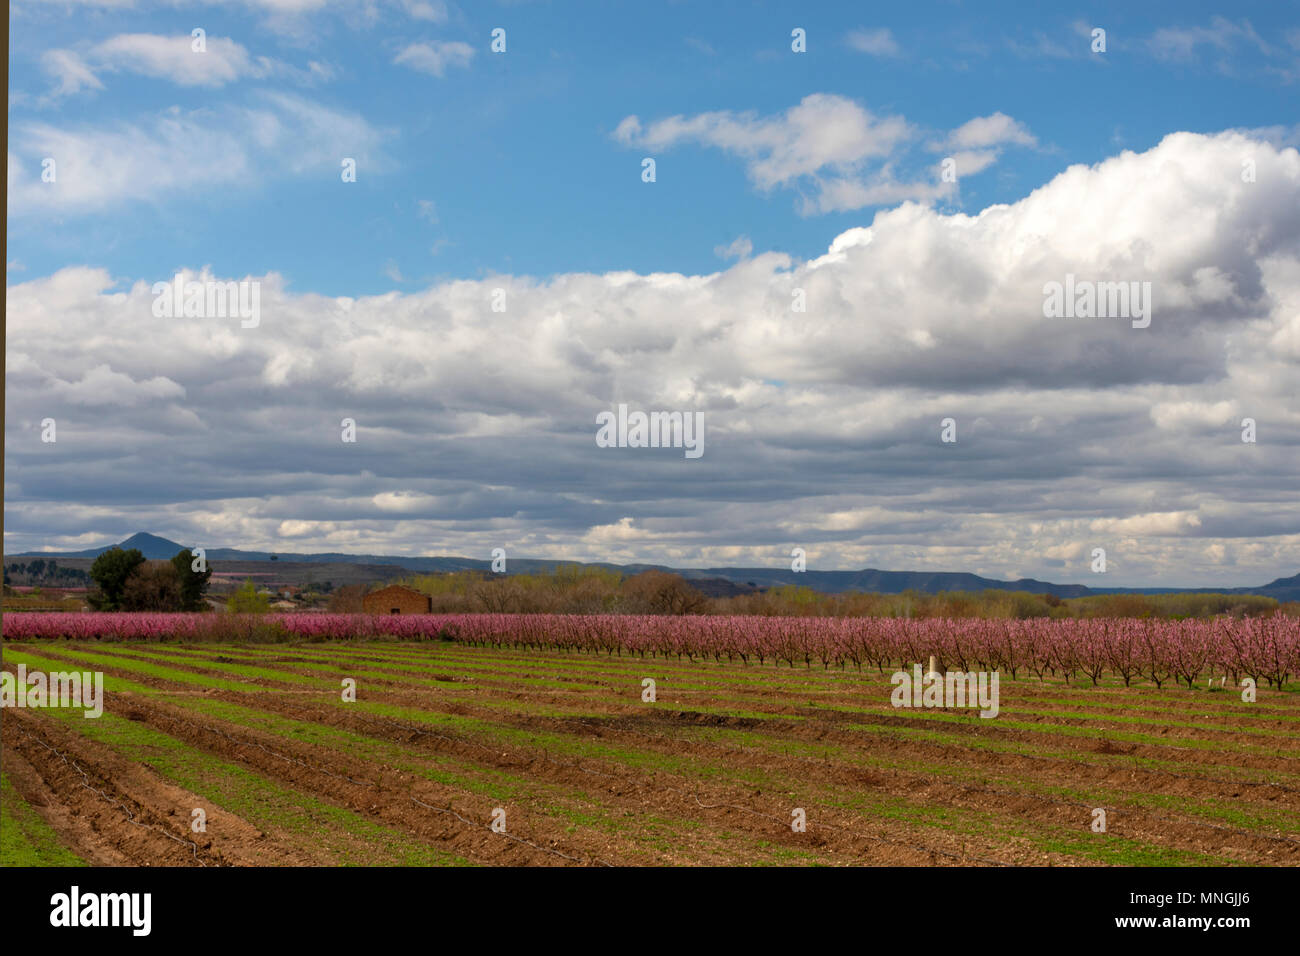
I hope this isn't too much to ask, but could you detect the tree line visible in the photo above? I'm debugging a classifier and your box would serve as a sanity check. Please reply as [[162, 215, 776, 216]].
[[333, 567, 1293, 620], [4, 559, 91, 587], [87, 547, 213, 612]]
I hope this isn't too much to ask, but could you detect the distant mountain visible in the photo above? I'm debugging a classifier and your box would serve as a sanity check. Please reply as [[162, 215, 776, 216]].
[[10, 532, 1295, 600], [1249, 573, 1300, 603], [1086, 572, 1300, 602], [45, 532, 191, 561], [668, 567, 1095, 598]]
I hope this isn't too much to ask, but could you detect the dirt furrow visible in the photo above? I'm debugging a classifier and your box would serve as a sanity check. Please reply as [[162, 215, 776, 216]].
[[0, 709, 278, 866], [11, 643, 1298, 865], [102, 692, 616, 867]]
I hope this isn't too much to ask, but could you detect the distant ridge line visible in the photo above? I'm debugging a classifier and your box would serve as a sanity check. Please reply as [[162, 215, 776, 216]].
[[7, 532, 1297, 601]]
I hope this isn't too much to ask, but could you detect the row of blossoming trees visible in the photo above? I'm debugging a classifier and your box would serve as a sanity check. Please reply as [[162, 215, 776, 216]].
[[4, 612, 1297, 689]]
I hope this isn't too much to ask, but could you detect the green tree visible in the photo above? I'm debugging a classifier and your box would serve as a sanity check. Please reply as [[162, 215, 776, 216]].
[[88, 547, 145, 611], [227, 578, 270, 614], [171, 549, 213, 611]]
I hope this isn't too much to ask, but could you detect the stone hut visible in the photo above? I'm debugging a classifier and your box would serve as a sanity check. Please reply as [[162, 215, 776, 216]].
[[362, 584, 432, 615]]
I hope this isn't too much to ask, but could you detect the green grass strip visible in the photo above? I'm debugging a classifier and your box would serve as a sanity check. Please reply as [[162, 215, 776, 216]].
[[0, 772, 86, 867]]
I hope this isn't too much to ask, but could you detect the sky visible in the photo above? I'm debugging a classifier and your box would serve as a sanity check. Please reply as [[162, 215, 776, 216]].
[[5, 0, 1300, 586]]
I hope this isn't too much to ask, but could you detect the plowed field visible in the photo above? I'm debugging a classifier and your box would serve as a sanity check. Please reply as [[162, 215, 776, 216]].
[[3, 641, 1298, 866]]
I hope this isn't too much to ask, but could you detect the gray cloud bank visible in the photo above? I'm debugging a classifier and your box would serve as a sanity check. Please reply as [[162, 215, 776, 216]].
[[5, 131, 1299, 586]]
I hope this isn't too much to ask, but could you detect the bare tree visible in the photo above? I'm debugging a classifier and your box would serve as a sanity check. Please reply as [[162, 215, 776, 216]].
[[121, 561, 183, 612], [621, 571, 708, 615]]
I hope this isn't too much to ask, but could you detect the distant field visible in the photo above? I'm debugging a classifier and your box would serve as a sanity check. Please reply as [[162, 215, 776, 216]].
[[2, 637, 1298, 866]]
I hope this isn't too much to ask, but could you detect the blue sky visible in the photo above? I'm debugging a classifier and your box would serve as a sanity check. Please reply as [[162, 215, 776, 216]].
[[10, 0, 1298, 294], [6, 1, 1300, 585]]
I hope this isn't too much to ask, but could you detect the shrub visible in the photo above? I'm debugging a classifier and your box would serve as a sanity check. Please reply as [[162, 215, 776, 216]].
[[226, 578, 271, 614]]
